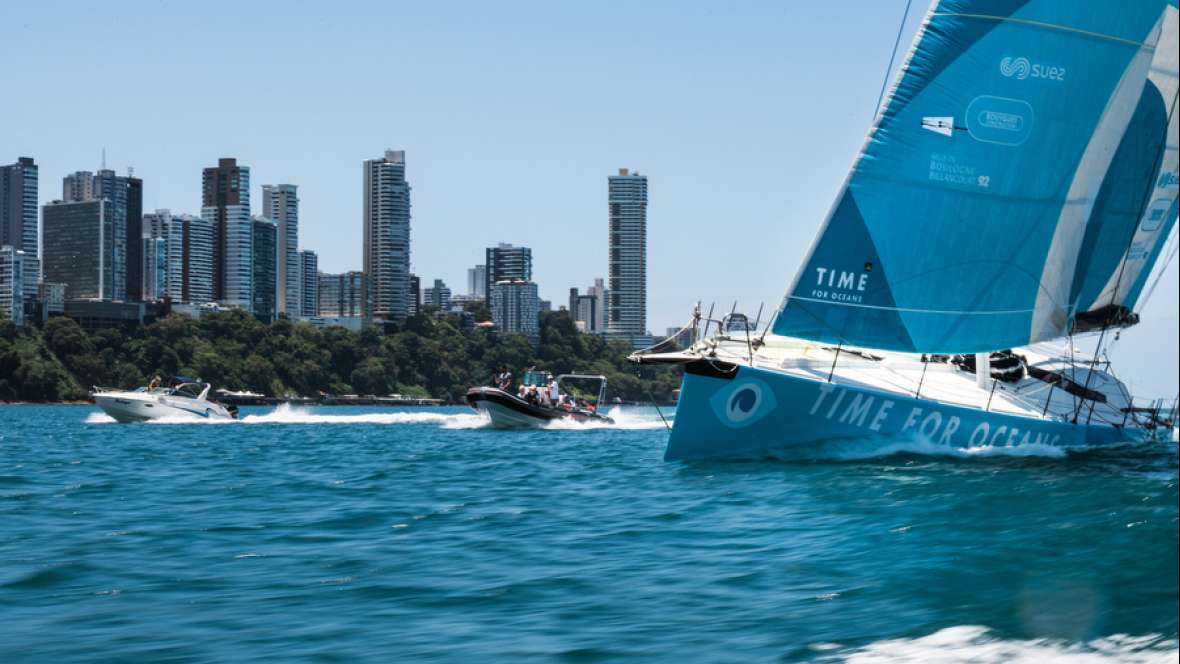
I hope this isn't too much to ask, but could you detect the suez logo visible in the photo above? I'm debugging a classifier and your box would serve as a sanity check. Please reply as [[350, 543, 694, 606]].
[[1000, 56, 1065, 82], [1158, 171, 1179, 189]]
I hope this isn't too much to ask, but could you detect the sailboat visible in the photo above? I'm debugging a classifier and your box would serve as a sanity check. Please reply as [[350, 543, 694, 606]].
[[633, 0, 1180, 461]]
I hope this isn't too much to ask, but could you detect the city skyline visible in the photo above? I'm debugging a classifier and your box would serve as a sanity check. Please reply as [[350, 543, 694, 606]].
[[2, 1, 1177, 395]]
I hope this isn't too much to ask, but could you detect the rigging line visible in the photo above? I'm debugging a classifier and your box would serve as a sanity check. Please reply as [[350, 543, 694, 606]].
[[1100, 88, 1179, 314], [874, 0, 913, 122], [1138, 230, 1179, 309], [1076, 89, 1179, 418]]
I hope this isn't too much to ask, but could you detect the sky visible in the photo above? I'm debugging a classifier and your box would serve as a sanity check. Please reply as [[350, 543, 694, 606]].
[[3, 1, 1177, 396]]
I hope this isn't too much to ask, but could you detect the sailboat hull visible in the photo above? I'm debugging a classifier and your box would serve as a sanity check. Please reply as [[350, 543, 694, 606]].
[[665, 360, 1143, 462]]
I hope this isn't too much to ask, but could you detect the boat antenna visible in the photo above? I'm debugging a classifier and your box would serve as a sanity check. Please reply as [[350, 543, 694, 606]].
[[873, 0, 913, 122]]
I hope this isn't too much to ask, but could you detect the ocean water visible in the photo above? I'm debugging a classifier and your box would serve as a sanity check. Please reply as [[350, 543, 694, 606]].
[[0, 404, 1176, 663]]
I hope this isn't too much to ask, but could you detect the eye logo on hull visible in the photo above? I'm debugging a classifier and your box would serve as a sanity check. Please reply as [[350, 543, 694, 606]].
[[710, 378, 778, 428]]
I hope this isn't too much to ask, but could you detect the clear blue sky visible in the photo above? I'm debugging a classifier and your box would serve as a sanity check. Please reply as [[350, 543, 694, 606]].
[[3, 1, 1176, 396]]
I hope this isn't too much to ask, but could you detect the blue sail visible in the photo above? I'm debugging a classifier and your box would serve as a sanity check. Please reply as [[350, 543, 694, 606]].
[[1074, 6, 1179, 327], [773, 0, 1174, 354]]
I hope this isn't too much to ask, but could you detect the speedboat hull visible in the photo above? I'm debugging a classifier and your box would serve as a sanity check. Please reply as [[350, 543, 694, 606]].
[[93, 392, 234, 423], [465, 387, 613, 428], [665, 359, 1157, 461]]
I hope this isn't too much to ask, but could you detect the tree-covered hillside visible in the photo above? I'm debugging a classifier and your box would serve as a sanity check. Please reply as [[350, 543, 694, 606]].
[[0, 309, 681, 404]]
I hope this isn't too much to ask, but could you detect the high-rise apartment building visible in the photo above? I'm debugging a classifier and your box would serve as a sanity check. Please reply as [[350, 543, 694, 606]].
[[42, 199, 117, 300], [362, 149, 412, 322], [252, 216, 278, 322], [62, 168, 141, 301], [261, 184, 300, 316], [2, 158, 40, 297], [0, 245, 27, 325], [142, 236, 168, 301], [569, 278, 608, 334], [202, 158, 252, 310], [423, 278, 452, 311], [318, 271, 366, 318], [62, 170, 95, 203], [490, 279, 540, 339], [467, 264, 487, 298], [142, 209, 214, 304], [298, 249, 319, 317], [125, 176, 143, 301], [409, 274, 421, 316], [607, 168, 647, 338], [484, 244, 531, 302]]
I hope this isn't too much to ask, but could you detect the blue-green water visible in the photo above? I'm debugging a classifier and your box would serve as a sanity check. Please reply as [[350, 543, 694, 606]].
[[1, 404, 1176, 663]]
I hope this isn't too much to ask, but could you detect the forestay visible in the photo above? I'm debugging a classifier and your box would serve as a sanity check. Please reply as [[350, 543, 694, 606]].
[[773, 0, 1175, 354]]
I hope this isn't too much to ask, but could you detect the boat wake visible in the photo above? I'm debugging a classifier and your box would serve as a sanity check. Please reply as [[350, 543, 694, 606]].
[[82, 404, 668, 430], [758, 433, 1163, 462], [542, 407, 670, 431], [239, 404, 484, 427], [827, 625, 1177, 663]]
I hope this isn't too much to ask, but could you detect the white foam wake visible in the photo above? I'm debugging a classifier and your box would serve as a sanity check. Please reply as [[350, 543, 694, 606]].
[[832, 625, 1177, 663], [83, 404, 487, 427], [542, 406, 670, 431], [820, 436, 1071, 461], [82, 403, 670, 431], [240, 403, 485, 427]]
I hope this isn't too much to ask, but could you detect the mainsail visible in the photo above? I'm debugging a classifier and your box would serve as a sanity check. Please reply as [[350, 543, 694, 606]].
[[772, 0, 1176, 354], [1073, 6, 1179, 332]]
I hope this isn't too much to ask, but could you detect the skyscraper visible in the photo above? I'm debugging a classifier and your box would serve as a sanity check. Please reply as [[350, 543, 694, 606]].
[[568, 278, 607, 334], [363, 149, 412, 322], [490, 279, 540, 339], [42, 199, 117, 300], [467, 264, 487, 298], [408, 273, 421, 316], [0, 245, 27, 325], [298, 249, 318, 317], [318, 271, 366, 318], [261, 184, 300, 316], [142, 209, 215, 304], [142, 236, 168, 302], [607, 168, 647, 338], [423, 278, 452, 311], [125, 175, 143, 301], [484, 243, 532, 302], [61, 170, 94, 203], [202, 158, 252, 310], [2, 157, 40, 298], [252, 216, 278, 322], [62, 168, 141, 301]]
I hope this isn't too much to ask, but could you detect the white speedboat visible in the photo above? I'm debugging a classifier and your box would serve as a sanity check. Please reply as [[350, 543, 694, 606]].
[[92, 382, 238, 423]]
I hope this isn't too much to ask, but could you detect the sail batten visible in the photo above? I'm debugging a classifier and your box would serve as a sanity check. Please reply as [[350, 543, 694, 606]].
[[772, 0, 1176, 355]]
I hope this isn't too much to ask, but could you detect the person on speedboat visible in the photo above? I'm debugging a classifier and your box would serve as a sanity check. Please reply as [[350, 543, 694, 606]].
[[548, 379, 559, 407], [148, 374, 162, 390]]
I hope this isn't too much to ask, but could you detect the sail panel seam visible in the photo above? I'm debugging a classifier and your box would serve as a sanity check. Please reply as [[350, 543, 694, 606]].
[[788, 296, 1032, 316], [931, 12, 1154, 48]]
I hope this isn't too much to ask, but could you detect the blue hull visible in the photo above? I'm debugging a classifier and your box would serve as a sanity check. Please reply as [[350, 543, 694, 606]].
[[666, 361, 1133, 461]]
